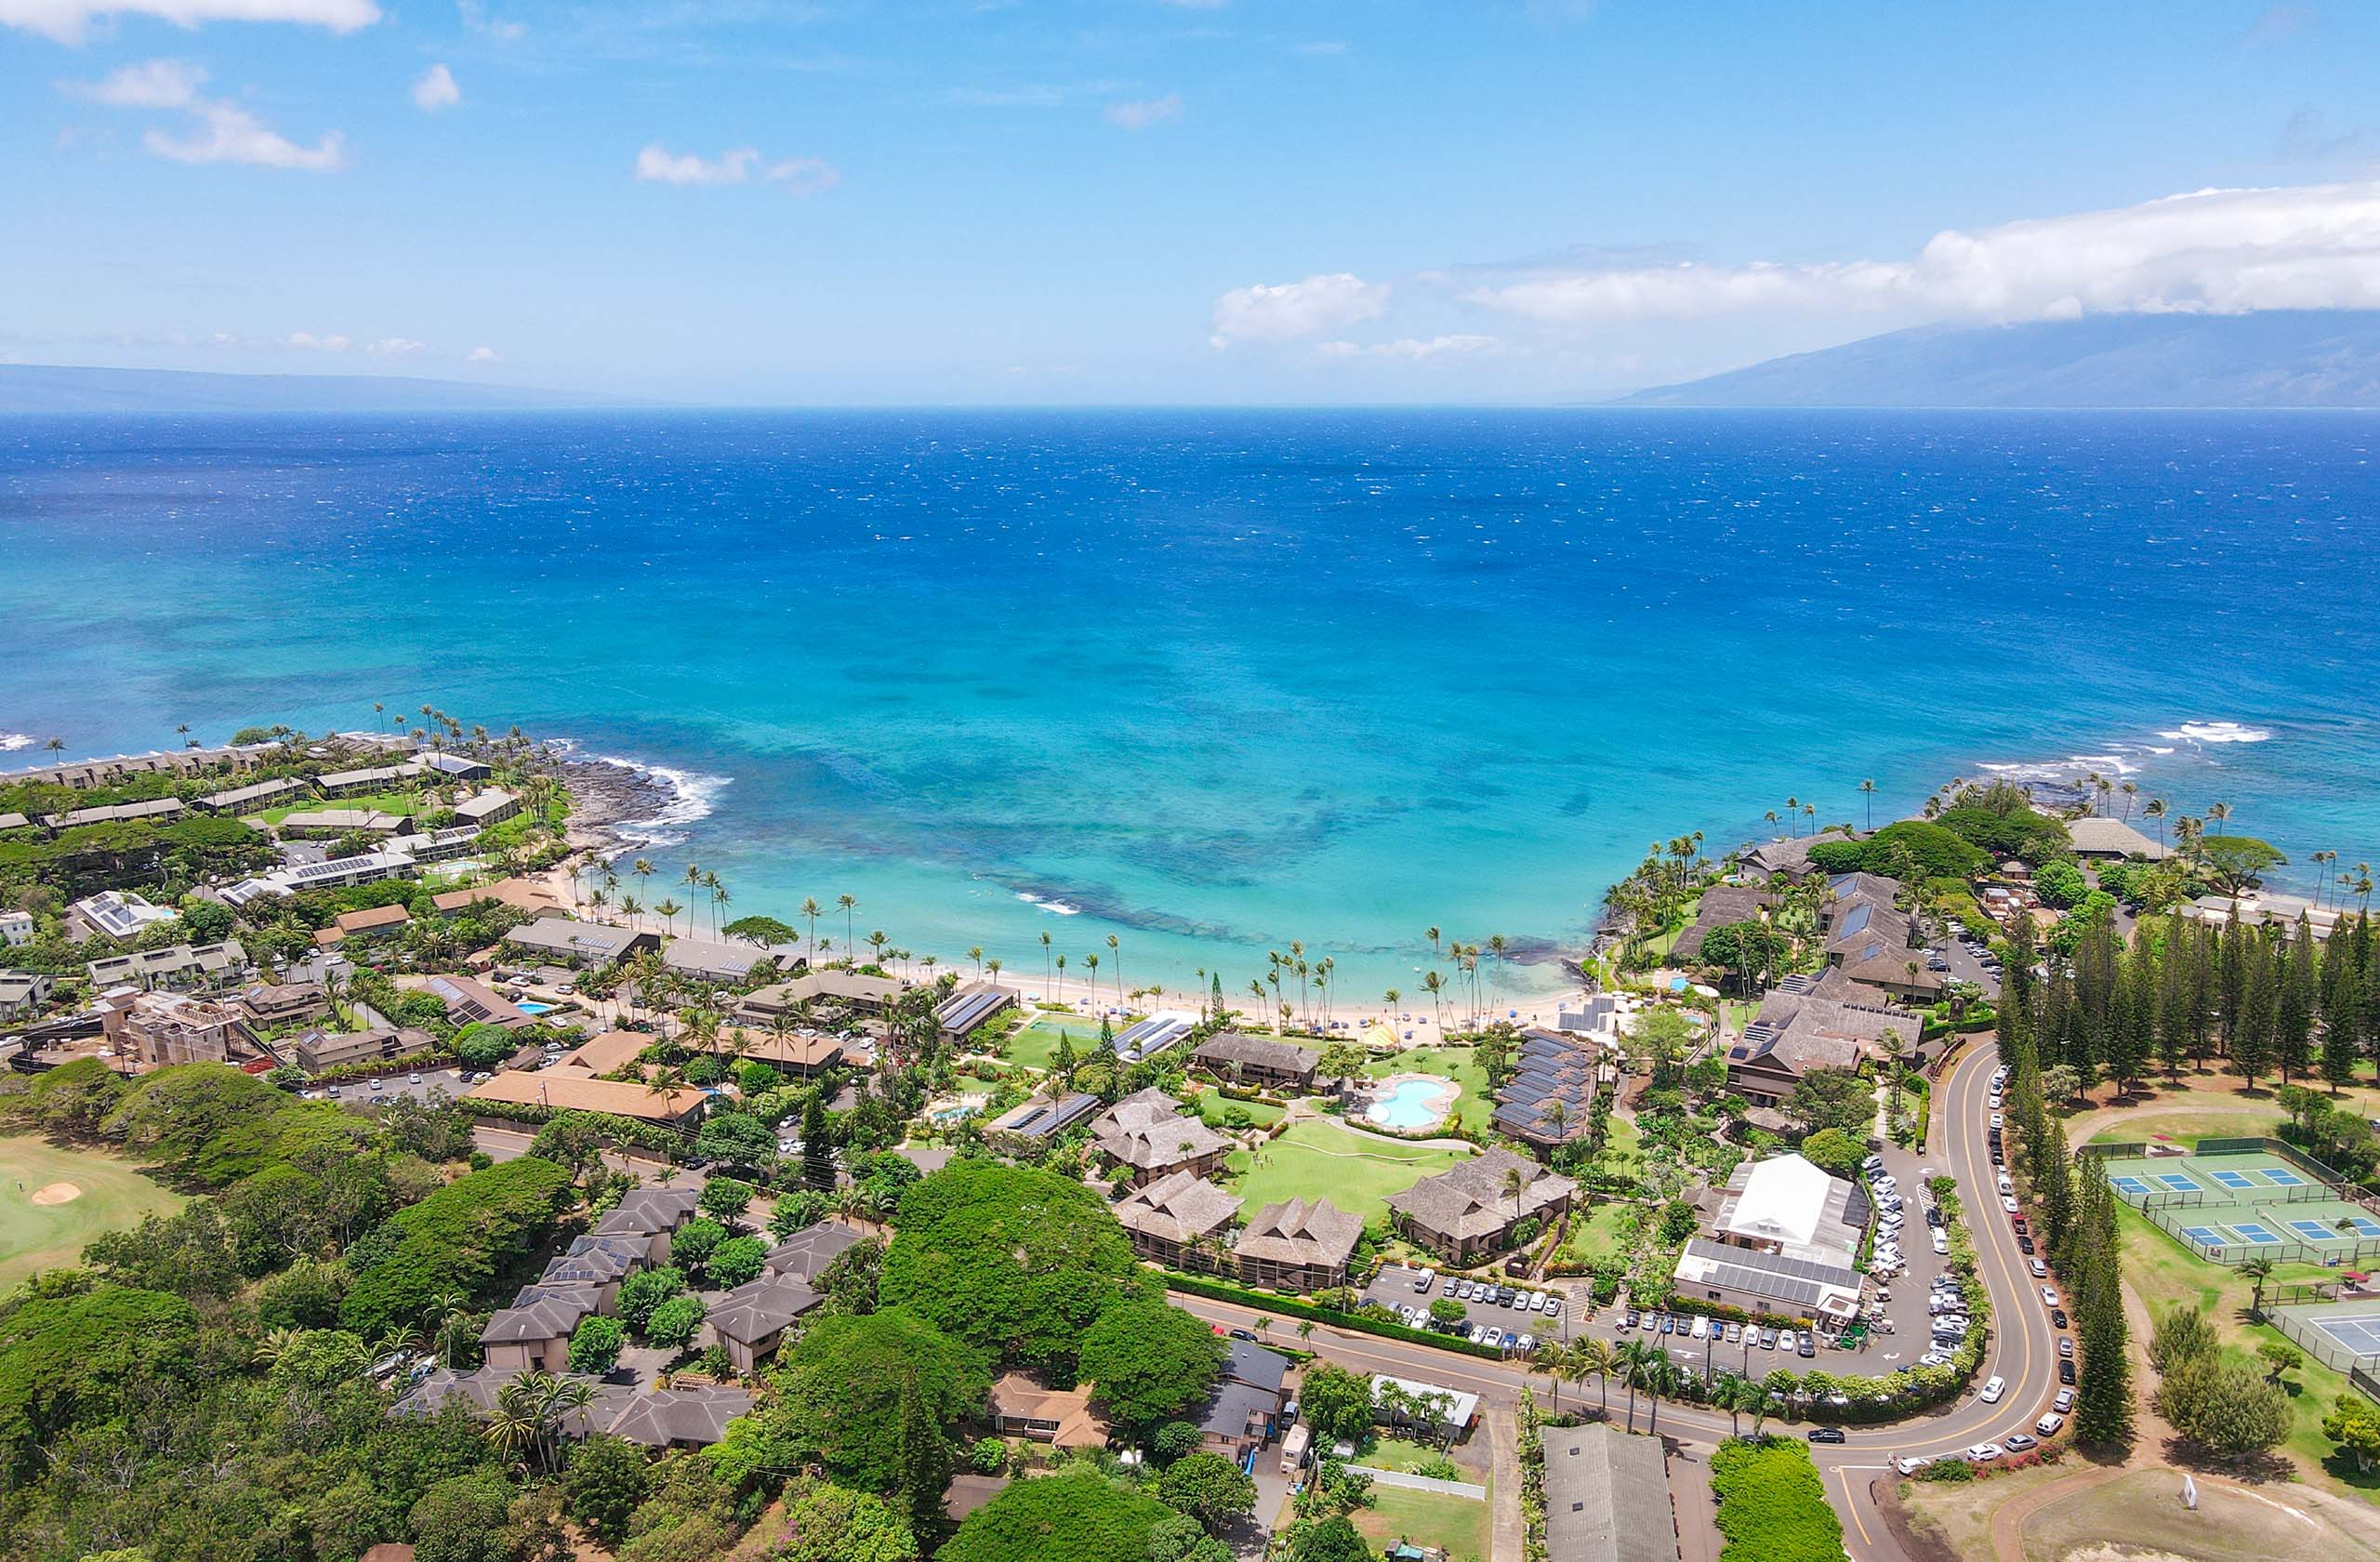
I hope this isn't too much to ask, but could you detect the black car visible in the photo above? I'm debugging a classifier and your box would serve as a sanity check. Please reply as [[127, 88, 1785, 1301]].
[[2017, 1235, 2036, 1254], [1805, 1426, 1847, 1444], [2051, 1307, 2069, 1330], [2059, 1359, 2077, 1384], [1622, 1308, 1639, 1330], [1229, 1329, 1257, 1342], [1927, 1209, 1945, 1228]]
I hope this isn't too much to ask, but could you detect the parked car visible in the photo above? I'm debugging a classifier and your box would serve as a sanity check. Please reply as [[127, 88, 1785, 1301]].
[[2054, 1388, 2076, 1414], [2003, 1433, 2037, 1452], [1621, 1308, 1639, 1330], [2040, 1286, 2061, 1307], [2059, 1337, 2074, 1359], [2052, 1307, 2069, 1330], [1965, 1443, 2002, 1463], [1413, 1271, 1435, 1293], [2058, 1361, 2077, 1385], [1798, 1334, 1817, 1358], [2036, 1411, 2067, 1436], [1759, 1328, 1778, 1350]]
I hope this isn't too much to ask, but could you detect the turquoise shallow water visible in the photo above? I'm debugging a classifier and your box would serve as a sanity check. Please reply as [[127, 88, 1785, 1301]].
[[3, 409, 2377, 999]]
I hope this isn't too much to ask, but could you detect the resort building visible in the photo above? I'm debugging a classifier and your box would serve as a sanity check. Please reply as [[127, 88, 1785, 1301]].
[[422, 973, 535, 1028], [394, 1370, 752, 1451], [738, 970, 912, 1022], [416, 752, 493, 781], [291, 1026, 436, 1073], [1708, 1153, 1868, 1267], [707, 1273, 825, 1372], [760, 1221, 867, 1282], [985, 1090, 1103, 1145], [86, 938, 248, 993], [2182, 891, 2344, 939], [45, 797, 189, 831], [2063, 814, 2167, 860], [0, 972, 55, 1021], [1111, 1169, 1242, 1269], [277, 809, 418, 841], [1540, 1422, 1681, 1562], [1818, 874, 1941, 1001], [463, 1070, 708, 1130], [197, 776, 308, 815], [2, 739, 276, 791], [1739, 833, 1855, 879], [481, 1290, 592, 1374], [1669, 883, 1774, 965], [1725, 990, 1912, 1106], [933, 981, 1016, 1042], [588, 1185, 706, 1262], [1192, 1032, 1320, 1092], [503, 917, 658, 966], [1493, 1027, 1608, 1148], [1088, 1087, 1233, 1185], [452, 788, 520, 827], [430, 878, 565, 918], [987, 1374, 1107, 1449], [391, 826, 483, 864], [0, 814, 30, 837], [234, 981, 331, 1030], [97, 987, 261, 1066], [318, 763, 416, 797], [0, 909, 29, 948], [1108, 1011, 1198, 1063], [1233, 1198, 1363, 1292], [734, 1031, 851, 1078], [661, 935, 800, 986], [1671, 1238, 1863, 1332], [316, 904, 411, 947], [224, 851, 418, 907], [1385, 1148, 1578, 1264], [66, 889, 180, 943], [555, 1029, 654, 1078]]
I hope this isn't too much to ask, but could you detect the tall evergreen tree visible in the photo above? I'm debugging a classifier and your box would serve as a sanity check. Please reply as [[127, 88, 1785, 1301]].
[[2069, 1156, 2133, 1448], [801, 1093, 836, 1192], [2232, 941, 2279, 1090], [2036, 1118, 2075, 1255], [2155, 921, 2194, 1079], [2277, 919, 2318, 1085]]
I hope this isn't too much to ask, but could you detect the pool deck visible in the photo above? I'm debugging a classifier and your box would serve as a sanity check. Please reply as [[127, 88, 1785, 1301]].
[[1361, 1072, 1461, 1133]]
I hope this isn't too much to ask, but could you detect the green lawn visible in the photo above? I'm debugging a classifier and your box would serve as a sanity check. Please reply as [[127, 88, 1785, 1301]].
[[1358, 1436, 1470, 1475], [1560, 1200, 1635, 1265], [2115, 1203, 2377, 1496], [1220, 1119, 1474, 1226], [0, 1135, 186, 1291], [259, 788, 428, 825], [1002, 1015, 1106, 1074], [1184, 1089, 1287, 1129], [2084, 1102, 2287, 1148], [1348, 1477, 1491, 1562]]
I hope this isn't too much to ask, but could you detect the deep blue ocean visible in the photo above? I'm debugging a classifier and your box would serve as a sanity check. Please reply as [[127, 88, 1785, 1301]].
[[3, 409, 2376, 999]]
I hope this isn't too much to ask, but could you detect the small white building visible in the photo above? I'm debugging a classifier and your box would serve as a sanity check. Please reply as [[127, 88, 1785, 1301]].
[[0, 909, 33, 947]]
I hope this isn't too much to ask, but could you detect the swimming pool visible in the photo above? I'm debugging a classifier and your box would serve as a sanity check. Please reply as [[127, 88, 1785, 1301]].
[[516, 1000, 557, 1015], [1367, 1077, 1448, 1131]]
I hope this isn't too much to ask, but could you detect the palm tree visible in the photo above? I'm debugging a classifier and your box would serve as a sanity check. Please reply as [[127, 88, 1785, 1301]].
[[630, 857, 654, 912], [1614, 1340, 1652, 1431], [1570, 1336, 1615, 1421], [2144, 797, 2168, 850], [1106, 933, 1122, 1003], [1038, 930, 1053, 995], [2121, 779, 2138, 819], [1641, 1349, 1681, 1436], [837, 894, 859, 959], [1784, 797, 1801, 838], [2209, 801, 2232, 838], [654, 897, 683, 937], [1084, 951, 1100, 1000], [1531, 1340, 1568, 1411], [1858, 778, 1876, 831], [2242, 1254, 2276, 1317]]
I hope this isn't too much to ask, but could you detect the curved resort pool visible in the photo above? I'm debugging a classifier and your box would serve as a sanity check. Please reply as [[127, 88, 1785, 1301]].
[[1367, 1077, 1449, 1131], [516, 1000, 558, 1015]]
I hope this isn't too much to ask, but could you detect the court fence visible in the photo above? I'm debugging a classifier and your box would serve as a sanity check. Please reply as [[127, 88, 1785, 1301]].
[[2127, 1199, 2380, 1269], [2273, 1304, 2380, 1380]]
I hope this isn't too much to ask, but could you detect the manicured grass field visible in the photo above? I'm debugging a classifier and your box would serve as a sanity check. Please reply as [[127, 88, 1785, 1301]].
[[1560, 1200, 1635, 1265], [1184, 1089, 1288, 1129], [0, 1135, 186, 1291], [2084, 1102, 2289, 1148], [258, 788, 427, 825], [1001, 1015, 1105, 1074], [1348, 1477, 1491, 1562], [1220, 1119, 1474, 1226]]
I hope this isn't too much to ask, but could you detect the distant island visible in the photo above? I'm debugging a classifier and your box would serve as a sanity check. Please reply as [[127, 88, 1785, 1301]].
[[1616, 311, 2380, 409], [0, 364, 632, 415]]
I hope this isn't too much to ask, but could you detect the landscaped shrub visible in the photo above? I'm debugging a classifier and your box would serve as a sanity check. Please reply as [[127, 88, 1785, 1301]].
[[1709, 1438, 1846, 1562]]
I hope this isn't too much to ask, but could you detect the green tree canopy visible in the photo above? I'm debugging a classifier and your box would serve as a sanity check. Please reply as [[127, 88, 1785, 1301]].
[[339, 1157, 575, 1336], [1077, 1298, 1225, 1431], [707, 1235, 770, 1290], [769, 1308, 991, 1495], [938, 1469, 1172, 1562], [565, 1434, 653, 1546], [1782, 1066, 1875, 1136], [1297, 1362, 1376, 1446], [879, 1161, 1143, 1371], [1796, 1127, 1868, 1179], [1155, 1450, 1257, 1530], [775, 1483, 920, 1562], [0, 1284, 199, 1475], [644, 1294, 707, 1349]]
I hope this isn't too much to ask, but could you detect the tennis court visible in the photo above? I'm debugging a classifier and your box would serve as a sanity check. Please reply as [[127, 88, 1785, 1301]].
[[2100, 1146, 2380, 1266], [2272, 1299, 2380, 1370]]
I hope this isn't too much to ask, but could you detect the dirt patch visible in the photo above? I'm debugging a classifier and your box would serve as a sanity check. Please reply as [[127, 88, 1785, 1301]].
[[28, 1183, 82, 1207], [2058, 1548, 2196, 1562]]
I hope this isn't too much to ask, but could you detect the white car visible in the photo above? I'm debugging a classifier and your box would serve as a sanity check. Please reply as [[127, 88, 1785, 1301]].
[[1990, 1112, 2004, 1130], [1932, 1232, 1950, 1254], [1690, 1316, 1710, 1340], [1529, 1292, 1549, 1312], [2036, 1411, 2066, 1436], [2002, 1196, 2021, 1214], [1979, 1375, 2005, 1404], [1997, 1173, 2015, 1195], [2030, 1258, 2049, 1277], [2041, 1286, 2061, 1307], [1965, 1443, 2003, 1463], [2054, 1388, 2075, 1414], [1894, 1455, 1929, 1476], [1776, 1330, 1798, 1354]]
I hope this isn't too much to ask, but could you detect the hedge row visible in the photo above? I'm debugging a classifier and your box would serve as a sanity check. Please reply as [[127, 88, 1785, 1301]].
[[1158, 1271, 1508, 1361]]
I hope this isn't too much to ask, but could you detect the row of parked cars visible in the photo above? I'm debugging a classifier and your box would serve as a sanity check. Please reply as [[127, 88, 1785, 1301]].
[[1621, 1307, 1820, 1357], [1410, 1270, 1566, 1320], [1946, 920, 2003, 983]]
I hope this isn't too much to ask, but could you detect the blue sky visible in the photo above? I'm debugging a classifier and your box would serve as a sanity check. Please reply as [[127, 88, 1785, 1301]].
[[7, 0, 2379, 402]]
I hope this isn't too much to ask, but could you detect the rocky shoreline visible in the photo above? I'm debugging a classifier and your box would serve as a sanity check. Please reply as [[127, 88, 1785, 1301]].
[[545, 748, 693, 861]]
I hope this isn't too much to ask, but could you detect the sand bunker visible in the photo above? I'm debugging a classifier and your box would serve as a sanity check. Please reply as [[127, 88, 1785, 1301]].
[[29, 1183, 82, 1206]]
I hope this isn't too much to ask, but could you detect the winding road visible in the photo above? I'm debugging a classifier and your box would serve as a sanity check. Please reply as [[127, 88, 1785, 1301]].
[[1171, 1038, 2055, 1561]]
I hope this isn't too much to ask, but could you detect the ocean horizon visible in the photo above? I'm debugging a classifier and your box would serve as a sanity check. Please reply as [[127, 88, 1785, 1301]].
[[5, 407, 2377, 1000]]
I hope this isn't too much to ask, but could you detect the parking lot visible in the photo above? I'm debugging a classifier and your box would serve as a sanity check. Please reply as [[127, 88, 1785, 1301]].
[[1363, 1263, 1577, 1354], [311, 1066, 465, 1106]]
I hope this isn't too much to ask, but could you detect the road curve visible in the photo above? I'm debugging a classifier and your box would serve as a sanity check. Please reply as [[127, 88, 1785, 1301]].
[[1170, 1038, 2057, 1562]]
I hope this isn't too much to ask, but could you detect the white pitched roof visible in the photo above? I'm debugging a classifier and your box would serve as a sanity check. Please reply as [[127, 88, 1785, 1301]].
[[1721, 1154, 1833, 1251]]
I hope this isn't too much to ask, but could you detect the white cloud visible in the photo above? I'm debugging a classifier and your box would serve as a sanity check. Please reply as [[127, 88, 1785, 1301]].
[[456, 0, 522, 39], [1314, 335, 1502, 361], [1467, 180, 2380, 325], [67, 60, 345, 170], [284, 331, 350, 351], [1294, 40, 1347, 56], [467, 345, 501, 363], [364, 337, 426, 356], [4, 0, 377, 45], [411, 62, 458, 112], [1210, 272, 1388, 346], [1104, 92, 1182, 130], [634, 143, 839, 194]]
